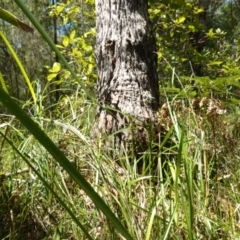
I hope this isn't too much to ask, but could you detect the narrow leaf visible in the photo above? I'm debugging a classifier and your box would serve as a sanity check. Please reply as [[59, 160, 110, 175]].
[[0, 70, 9, 93], [208, 61, 223, 66], [70, 30, 76, 40], [63, 36, 69, 47], [0, 7, 33, 33]]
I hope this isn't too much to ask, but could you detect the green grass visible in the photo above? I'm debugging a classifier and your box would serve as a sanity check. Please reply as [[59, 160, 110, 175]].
[[1, 91, 240, 239]]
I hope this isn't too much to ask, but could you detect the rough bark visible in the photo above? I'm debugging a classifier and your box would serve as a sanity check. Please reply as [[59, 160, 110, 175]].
[[93, 0, 160, 153]]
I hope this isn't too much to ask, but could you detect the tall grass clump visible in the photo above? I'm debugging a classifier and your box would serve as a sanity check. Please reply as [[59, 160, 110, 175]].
[[2, 84, 240, 239]]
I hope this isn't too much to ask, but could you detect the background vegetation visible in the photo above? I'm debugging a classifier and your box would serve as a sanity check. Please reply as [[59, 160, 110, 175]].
[[1, 0, 240, 239]]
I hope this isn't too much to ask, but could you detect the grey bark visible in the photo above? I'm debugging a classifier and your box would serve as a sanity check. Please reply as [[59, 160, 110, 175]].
[[93, 0, 159, 152]]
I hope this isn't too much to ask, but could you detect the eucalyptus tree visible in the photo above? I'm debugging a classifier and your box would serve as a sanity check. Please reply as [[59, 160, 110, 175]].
[[93, 0, 160, 153]]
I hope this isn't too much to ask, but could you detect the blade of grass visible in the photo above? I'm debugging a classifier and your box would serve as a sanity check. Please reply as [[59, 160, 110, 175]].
[[0, 88, 133, 240], [0, 70, 8, 93], [162, 205, 177, 240], [145, 198, 161, 240], [175, 124, 183, 202], [182, 140, 194, 240]]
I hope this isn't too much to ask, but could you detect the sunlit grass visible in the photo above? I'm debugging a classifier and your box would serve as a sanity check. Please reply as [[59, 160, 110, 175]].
[[1, 89, 240, 239]]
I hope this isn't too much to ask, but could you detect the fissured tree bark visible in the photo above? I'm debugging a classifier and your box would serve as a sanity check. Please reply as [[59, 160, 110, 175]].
[[93, 0, 159, 153]]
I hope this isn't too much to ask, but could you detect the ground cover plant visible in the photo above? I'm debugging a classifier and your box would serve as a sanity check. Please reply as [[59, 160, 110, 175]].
[[1, 0, 240, 239]]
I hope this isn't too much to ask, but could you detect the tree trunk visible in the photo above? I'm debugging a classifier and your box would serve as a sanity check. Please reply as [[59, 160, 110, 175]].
[[192, 0, 209, 76], [93, 0, 159, 153]]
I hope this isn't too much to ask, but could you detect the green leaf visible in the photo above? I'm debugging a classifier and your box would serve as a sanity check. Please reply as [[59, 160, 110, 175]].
[[82, 42, 92, 51], [56, 5, 65, 14], [206, 28, 217, 38], [0, 7, 33, 32], [47, 73, 58, 81], [70, 30, 76, 40], [194, 7, 204, 14], [86, 63, 94, 75], [208, 61, 223, 66], [175, 16, 186, 24], [181, 58, 188, 62], [49, 62, 61, 73], [55, 44, 64, 49], [63, 36, 70, 47], [84, 28, 96, 37], [188, 25, 195, 32], [63, 16, 68, 25]]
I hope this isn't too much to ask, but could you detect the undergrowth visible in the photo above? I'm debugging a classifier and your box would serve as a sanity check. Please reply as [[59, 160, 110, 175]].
[[1, 90, 240, 239]]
